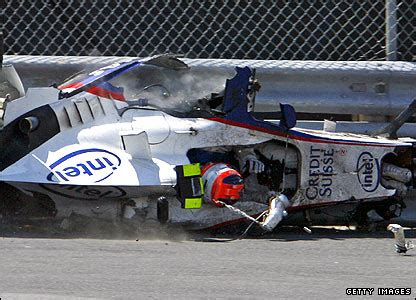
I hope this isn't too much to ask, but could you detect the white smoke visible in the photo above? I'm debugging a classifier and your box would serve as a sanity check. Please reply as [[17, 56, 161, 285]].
[[111, 66, 232, 112]]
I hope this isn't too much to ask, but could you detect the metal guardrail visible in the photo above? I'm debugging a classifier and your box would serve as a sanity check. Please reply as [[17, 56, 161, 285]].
[[3, 55, 416, 116]]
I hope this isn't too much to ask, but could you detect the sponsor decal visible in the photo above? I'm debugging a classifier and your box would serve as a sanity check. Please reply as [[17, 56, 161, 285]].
[[305, 145, 335, 200], [356, 151, 380, 192], [40, 184, 126, 201], [337, 147, 347, 156], [46, 148, 121, 183]]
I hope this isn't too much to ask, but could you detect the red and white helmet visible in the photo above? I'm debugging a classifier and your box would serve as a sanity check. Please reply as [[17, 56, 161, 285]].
[[201, 163, 244, 207]]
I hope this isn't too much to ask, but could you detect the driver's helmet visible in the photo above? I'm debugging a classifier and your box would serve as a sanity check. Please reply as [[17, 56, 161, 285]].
[[201, 163, 244, 207]]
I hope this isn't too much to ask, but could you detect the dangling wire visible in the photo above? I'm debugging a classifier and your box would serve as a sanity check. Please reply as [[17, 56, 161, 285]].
[[199, 131, 293, 243], [197, 209, 268, 243], [238, 210, 268, 239], [218, 201, 263, 226]]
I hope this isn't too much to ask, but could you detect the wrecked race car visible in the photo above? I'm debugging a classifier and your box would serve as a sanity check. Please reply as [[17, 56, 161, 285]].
[[0, 54, 415, 231]]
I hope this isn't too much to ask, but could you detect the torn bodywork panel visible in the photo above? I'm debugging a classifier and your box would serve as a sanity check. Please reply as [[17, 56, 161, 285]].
[[0, 55, 415, 231]]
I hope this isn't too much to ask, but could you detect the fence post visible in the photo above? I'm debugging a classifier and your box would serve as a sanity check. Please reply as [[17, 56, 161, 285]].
[[0, 2, 4, 67], [385, 0, 398, 61]]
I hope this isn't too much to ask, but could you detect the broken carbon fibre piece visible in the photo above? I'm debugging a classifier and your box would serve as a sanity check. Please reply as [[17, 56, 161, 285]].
[[387, 224, 414, 254]]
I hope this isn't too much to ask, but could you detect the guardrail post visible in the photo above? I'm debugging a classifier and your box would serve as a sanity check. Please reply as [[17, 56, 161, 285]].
[[385, 0, 398, 61]]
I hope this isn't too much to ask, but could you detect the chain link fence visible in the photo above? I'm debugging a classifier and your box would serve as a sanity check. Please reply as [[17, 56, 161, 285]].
[[3, 1, 415, 61]]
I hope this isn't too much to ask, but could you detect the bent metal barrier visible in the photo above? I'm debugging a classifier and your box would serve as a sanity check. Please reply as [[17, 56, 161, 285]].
[[3, 55, 416, 117]]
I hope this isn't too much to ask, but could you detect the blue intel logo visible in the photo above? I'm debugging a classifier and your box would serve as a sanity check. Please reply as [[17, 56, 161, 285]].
[[47, 148, 121, 183], [357, 151, 380, 192]]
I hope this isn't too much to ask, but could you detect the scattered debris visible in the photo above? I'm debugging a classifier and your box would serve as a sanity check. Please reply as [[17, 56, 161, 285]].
[[387, 224, 414, 254]]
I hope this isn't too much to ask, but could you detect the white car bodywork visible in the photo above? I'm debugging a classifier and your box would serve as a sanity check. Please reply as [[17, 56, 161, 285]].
[[0, 55, 414, 230]]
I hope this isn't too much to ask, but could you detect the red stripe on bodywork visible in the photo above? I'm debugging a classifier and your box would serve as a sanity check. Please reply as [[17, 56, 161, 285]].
[[59, 82, 83, 90], [86, 86, 125, 101], [59, 83, 125, 101]]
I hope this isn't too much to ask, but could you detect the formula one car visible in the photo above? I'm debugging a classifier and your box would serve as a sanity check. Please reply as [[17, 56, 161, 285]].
[[0, 55, 415, 231]]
